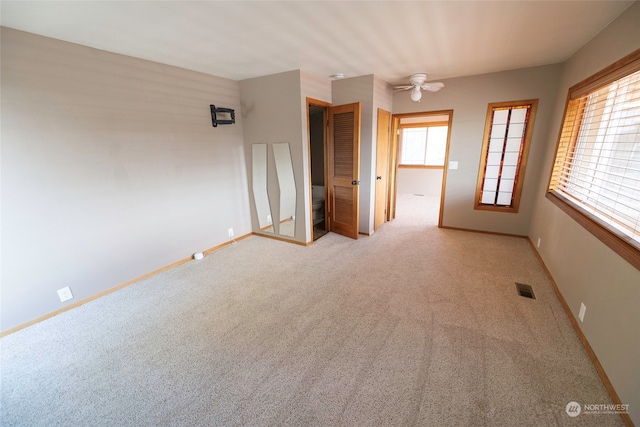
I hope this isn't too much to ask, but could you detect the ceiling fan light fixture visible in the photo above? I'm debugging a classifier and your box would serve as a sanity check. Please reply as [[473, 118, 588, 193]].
[[410, 86, 422, 102], [394, 72, 443, 102]]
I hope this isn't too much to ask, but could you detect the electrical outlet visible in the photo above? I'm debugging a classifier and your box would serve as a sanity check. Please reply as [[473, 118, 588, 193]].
[[537, 237, 541, 248], [228, 228, 234, 238], [578, 303, 586, 322], [57, 286, 73, 302]]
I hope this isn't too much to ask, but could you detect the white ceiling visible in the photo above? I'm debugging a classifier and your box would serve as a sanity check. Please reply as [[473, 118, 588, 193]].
[[0, 1, 634, 85]]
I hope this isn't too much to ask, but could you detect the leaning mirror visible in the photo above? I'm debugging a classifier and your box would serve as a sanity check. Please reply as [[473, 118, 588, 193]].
[[273, 143, 296, 237], [251, 143, 274, 233]]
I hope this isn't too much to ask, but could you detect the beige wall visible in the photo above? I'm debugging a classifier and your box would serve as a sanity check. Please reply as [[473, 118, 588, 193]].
[[240, 70, 331, 244], [239, 71, 304, 242], [332, 75, 393, 235], [393, 64, 562, 236], [529, 3, 640, 424], [1, 28, 251, 332], [397, 168, 443, 197], [243, 72, 388, 240], [332, 75, 375, 235]]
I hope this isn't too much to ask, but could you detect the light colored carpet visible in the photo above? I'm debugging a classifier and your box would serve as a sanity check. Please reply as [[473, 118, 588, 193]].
[[0, 194, 623, 426]]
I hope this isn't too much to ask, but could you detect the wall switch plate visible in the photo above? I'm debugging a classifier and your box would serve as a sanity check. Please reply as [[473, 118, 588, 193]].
[[449, 161, 459, 170], [228, 228, 234, 238], [578, 303, 586, 322], [267, 215, 272, 224], [537, 238, 541, 248], [57, 286, 73, 302]]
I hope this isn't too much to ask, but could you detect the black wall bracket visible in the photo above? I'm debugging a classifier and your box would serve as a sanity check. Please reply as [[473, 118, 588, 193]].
[[210, 105, 235, 127]]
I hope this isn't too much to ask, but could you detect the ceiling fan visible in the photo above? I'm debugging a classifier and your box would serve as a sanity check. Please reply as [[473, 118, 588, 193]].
[[394, 73, 444, 102]]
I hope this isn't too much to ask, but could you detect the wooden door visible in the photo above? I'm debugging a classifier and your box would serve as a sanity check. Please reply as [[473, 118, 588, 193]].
[[374, 109, 391, 230], [327, 103, 361, 239]]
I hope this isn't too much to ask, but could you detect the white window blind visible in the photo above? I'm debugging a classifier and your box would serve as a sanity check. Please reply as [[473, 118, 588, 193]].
[[549, 69, 640, 247]]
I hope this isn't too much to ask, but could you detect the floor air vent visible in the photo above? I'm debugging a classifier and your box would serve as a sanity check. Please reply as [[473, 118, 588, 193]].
[[516, 283, 536, 299]]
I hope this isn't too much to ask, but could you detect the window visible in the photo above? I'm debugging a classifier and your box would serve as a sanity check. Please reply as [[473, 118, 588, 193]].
[[475, 100, 538, 212], [547, 49, 640, 269], [399, 124, 448, 167]]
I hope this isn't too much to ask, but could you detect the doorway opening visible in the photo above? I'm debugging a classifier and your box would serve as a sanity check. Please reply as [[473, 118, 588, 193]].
[[308, 100, 330, 241], [390, 110, 453, 227]]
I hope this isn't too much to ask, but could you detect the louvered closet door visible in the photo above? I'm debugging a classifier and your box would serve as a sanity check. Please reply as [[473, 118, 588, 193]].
[[328, 103, 361, 239]]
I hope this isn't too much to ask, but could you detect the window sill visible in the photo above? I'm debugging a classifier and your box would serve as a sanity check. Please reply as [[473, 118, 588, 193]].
[[474, 204, 518, 213], [546, 191, 640, 270], [398, 164, 444, 169]]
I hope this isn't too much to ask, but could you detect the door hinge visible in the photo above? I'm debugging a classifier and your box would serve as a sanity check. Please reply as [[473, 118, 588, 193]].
[[352, 180, 360, 185]]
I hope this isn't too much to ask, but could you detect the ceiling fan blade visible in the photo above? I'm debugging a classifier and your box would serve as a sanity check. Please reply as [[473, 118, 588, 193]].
[[393, 85, 413, 92], [420, 82, 444, 92]]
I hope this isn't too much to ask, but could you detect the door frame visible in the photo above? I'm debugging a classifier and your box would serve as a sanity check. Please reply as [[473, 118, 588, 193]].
[[306, 97, 331, 244], [390, 110, 454, 228], [374, 108, 391, 230]]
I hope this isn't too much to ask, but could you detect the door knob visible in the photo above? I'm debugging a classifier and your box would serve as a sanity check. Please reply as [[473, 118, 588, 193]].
[[376, 176, 382, 180]]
